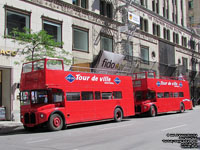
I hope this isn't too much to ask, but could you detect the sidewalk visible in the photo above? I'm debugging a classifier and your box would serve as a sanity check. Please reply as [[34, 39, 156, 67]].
[[0, 121, 23, 134]]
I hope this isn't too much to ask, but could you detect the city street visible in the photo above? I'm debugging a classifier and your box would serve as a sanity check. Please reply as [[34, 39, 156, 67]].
[[0, 107, 199, 150]]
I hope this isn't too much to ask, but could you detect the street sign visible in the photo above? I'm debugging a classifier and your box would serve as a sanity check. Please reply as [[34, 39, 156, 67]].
[[128, 12, 140, 25]]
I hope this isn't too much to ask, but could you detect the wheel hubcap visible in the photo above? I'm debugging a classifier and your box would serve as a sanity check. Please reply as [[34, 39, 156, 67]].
[[53, 117, 61, 127]]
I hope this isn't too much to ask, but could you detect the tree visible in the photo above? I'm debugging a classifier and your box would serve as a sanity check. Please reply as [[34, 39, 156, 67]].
[[10, 28, 71, 65]]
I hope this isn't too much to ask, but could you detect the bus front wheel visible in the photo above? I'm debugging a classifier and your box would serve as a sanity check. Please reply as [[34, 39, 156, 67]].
[[114, 108, 123, 122], [149, 105, 156, 117], [48, 114, 63, 131]]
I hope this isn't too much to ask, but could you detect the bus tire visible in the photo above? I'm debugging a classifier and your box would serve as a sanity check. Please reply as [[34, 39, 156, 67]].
[[180, 103, 185, 113], [48, 114, 63, 131], [114, 108, 123, 122], [149, 105, 156, 117]]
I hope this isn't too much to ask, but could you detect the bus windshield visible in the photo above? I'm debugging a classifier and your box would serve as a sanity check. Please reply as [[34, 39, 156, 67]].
[[31, 90, 48, 104], [135, 90, 156, 101]]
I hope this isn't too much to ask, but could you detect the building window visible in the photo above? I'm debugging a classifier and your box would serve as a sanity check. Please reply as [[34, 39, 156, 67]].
[[100, 0, 113, 19], [5, 7, 30, 36], [140, 17, 148, 32], [153, 23, 160, 37], [73, 27, 89, 52], [141, 46, 149, 64], [164, 28, 170, 41], [152, 0, 155, 12], [190, 40, 196, 50], [189, 16, 194, 25], [140, 0, 148, 8], [173, 32, 179, 44], [42, 18, 62, 43], [182, 57, 188, 72], [182, 36, 187, 48], [100, 35, 113, 52], [72, 0, 88, 9], [188, 0, 194, 9]]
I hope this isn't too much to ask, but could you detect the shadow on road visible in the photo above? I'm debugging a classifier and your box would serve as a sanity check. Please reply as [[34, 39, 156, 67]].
[[0, 119, 130, 136]]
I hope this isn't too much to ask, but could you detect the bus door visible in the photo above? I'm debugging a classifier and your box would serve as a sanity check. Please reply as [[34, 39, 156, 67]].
[[65, 92, 83, 124]]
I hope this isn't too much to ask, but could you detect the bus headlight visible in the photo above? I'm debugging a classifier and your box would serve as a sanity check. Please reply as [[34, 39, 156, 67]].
[[40, 114, 44, 118], [21, 115, 24, 119], [144, 106, 147, 110]]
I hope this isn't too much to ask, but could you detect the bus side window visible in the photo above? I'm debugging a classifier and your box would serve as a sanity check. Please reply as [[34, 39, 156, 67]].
[[66, 92, 80, 101], [102, 92, 112, 100], [164, 92, 169, 98], [179, 92, 184, 97], [81, 91, 93, 100], [174, 92, 179, 98], [95, 91, 101, 100], [53, 92, 63, 102], [113, 91, 122, 99], [157, 92, 163, 98]]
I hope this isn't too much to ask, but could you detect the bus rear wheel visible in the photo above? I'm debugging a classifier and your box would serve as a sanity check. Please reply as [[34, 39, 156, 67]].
[[149, 105, 156, 117], [114, 108, 123, 122], [180, 103, 185, 113], [48, 114, 63, 131]]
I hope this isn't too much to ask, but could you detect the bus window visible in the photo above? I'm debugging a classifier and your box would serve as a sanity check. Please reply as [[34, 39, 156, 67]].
[[164, 92, 170, 98], [82, 91, 93, 100], [53, 90, 63, 102], [33, 60, 44, 71], [22, 63, 32, 73], [146, 90, 155, 99], [102, 92, 112, 100], [179, 92, 184, 97], [147, 72, 155, 78], [20, 91, 30, 105], [66, 92, 80, 101], [95, 91, 101, 100], [157, 92, 164, 98], [137, 73, 146, 79], [46, 60, 63, 70], [113, 91, 122, 99], [31, 90, 48, 104], [174, 92, 179, 97]]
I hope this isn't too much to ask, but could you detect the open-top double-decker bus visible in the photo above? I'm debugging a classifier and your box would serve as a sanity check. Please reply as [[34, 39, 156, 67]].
[[20, 58, 135, 131], [133, 72, 192, 117]]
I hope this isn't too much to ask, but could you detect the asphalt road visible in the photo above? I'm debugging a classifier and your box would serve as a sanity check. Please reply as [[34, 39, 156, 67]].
[[0, 107, 199, 150]]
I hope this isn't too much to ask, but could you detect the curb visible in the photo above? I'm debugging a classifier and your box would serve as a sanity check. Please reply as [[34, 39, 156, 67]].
[[0, 123, 23, 134]]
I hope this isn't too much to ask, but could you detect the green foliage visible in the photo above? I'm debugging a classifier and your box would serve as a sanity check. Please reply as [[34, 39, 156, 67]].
[[10, 28, 71, 65]]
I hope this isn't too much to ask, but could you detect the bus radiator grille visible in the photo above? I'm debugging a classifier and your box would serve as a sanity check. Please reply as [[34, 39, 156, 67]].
[[30, 113, 36, 124], [24, 113, 30, 124], [24, 112, 36, 124]]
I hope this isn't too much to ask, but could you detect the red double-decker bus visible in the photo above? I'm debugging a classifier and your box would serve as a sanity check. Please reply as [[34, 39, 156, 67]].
[[133, 72, 193, 117], [20, 58, 135, 131]]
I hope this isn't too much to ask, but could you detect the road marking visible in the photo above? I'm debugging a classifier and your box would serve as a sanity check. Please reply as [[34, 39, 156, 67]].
[[100, 123, 134, 131], [26, 139, 49, 144], [161, 124, 187, 132]]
